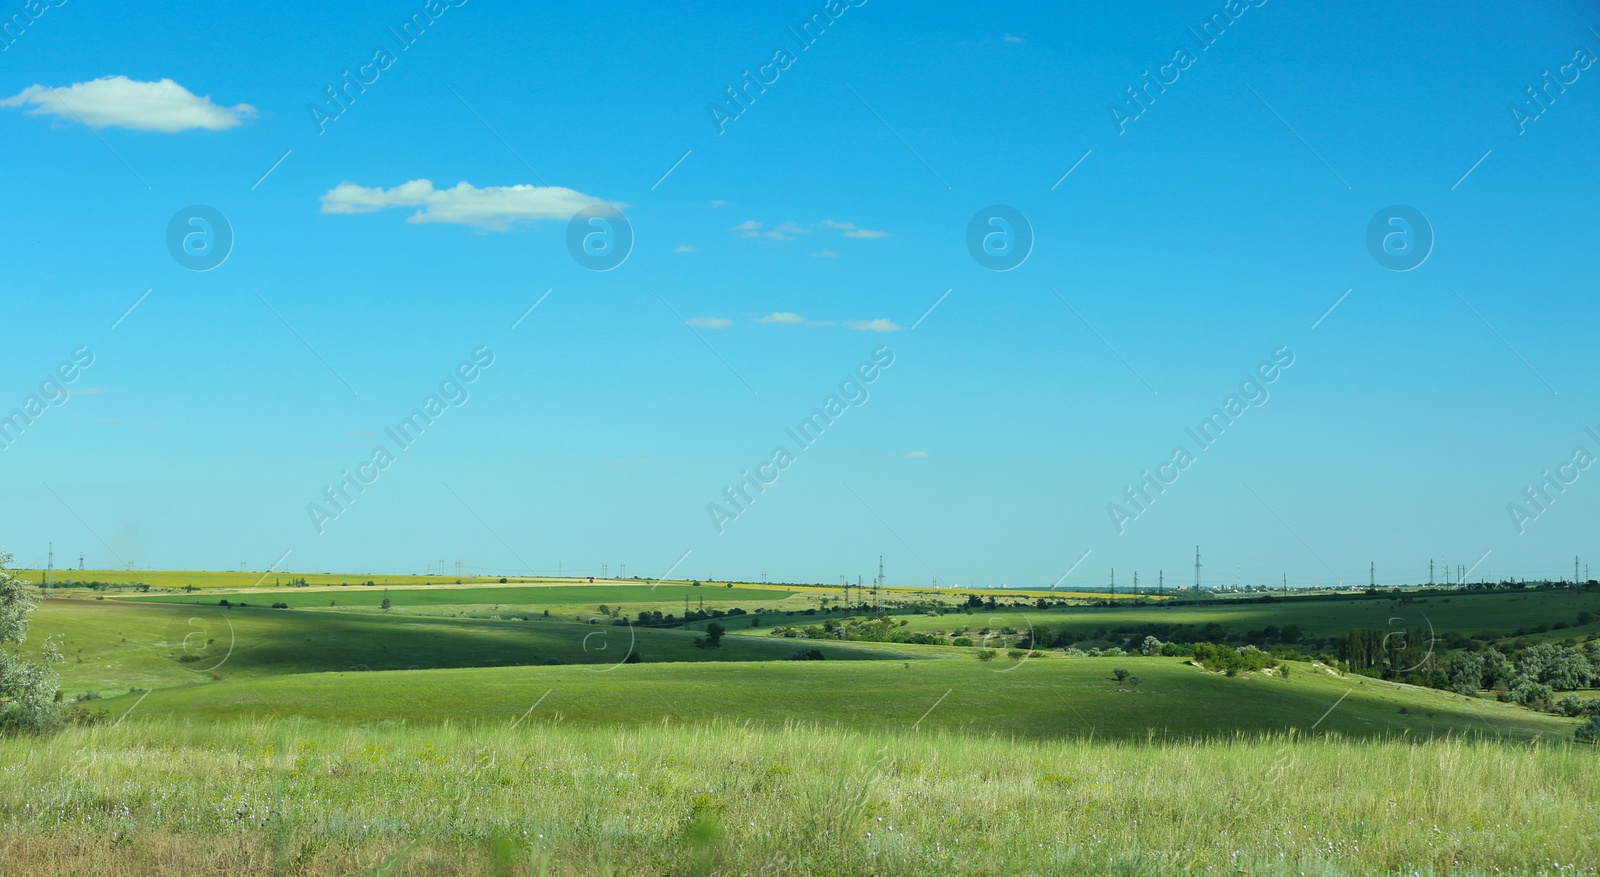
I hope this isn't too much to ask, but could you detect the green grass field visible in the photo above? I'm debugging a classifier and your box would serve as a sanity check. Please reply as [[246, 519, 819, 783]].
[[7, 571, 1600, 875], [113, 583, 793, 610], [869, 587, 1600, 640], [99, 654, 1574, 741], [2, 719, 1593, 876], [26, 599, 906, 696]]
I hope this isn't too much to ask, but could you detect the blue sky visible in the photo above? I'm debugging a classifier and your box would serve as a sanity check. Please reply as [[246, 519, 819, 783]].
[[3, 0, 1599, 588]]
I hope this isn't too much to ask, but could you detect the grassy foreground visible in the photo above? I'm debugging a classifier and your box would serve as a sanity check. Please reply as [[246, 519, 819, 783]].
[[0, 718, 1593, 876]]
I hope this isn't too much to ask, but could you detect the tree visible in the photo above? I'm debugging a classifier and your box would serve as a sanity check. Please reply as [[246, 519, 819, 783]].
[[1447, 650, 1485, 695], [704, 622, 726, 647], [0, 553, 62, 734], [1140, 636, 1163, 656], [1577, 715, 1600, 744], [1481, 647, 1512, 689]]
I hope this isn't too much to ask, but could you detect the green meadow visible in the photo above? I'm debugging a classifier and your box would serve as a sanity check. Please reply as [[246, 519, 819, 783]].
[[114, 583, 792, 610], [4, 571, 1598, 875]]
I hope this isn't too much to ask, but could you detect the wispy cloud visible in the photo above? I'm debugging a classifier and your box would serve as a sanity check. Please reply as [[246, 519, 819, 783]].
[[847, 318, 903, 333], [1003, 33, 1025, 44], [674, 245, 695, 253], [686, 316, 731, 328], [2, 76, 256, 132], [903, 451, 930, 458], [810, 249, 840, 258], [733, 219, 891, 242], [757, 312, 833, 327], [321, 180, 617, 231]]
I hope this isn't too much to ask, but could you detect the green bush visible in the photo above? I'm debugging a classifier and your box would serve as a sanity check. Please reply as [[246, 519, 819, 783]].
[[976, 649, 997, 662], [1577, 715, 1600, 744]]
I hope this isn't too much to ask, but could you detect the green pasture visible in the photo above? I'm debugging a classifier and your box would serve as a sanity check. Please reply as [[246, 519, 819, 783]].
[[873, 587, 1600, 640], [97, 654, 1574, 741], [26, 599, 904, 696], [112, 583, 792, 610]]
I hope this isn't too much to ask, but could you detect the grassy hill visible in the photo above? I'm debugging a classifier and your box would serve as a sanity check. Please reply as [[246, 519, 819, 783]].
[[824, 587, 1600, 641], [28, 599, 908, 696], [97, 654, 1574, 741]]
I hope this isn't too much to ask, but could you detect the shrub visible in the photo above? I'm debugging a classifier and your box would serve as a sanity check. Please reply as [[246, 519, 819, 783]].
[[1140, 636, 1163, 656], [1112, 667, 1131, 683], [787, 649, 826, 661], [952, 637, 974, 647], [1006, 649, 1026, 661], [622, 652, 642, 664], [1510, 677, 1555, 712], [0, 553, 62, 734], [1126, 675, 1141, 687], [976, 649, 997, 662], [1577, 715, 1600, 744]]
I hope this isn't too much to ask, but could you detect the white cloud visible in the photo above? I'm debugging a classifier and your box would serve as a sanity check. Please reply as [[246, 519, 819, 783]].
[[903, 451, 930, 458], [809, 250, 840, 258], [711, 199, 729, 207], [686, 317, 731, 329], [1, 76, 256, 132], [1003, 33, 1025, 44], [674, 245, 695, 253], [757, 312, 833, 327], [846, 318, 903, 333], [736, 219, 890, 241], [320, 180, 617, 231]]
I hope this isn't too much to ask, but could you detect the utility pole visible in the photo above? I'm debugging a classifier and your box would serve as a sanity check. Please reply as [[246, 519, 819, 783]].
[[1158, 570, 1164, 596], [1283, 573, 1287, 596], [46, 543, 52, 587], [1133, 571, 1139, 595], [1194, 546, 1202, 589], [1370, 562, 1375, 589], [1429, 559, 1434, 587], [79, 554, 84, 571], [1109, 568, 1115, 599], [877, 555, 885, 589], [1577, 556, 1581, 587]]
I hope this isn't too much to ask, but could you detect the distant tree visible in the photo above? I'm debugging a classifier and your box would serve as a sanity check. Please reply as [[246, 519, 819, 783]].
[[0, 553, 62, 734], [1447, 651, 1485, 695], [1126, 675, 1142, 687], [1112, 667, 1132, 683], [704, 623, 726, 647], [1481, 648, 1512, 689], [1576, 715, 1600, 744], [1140, 636, 1163, 656]]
